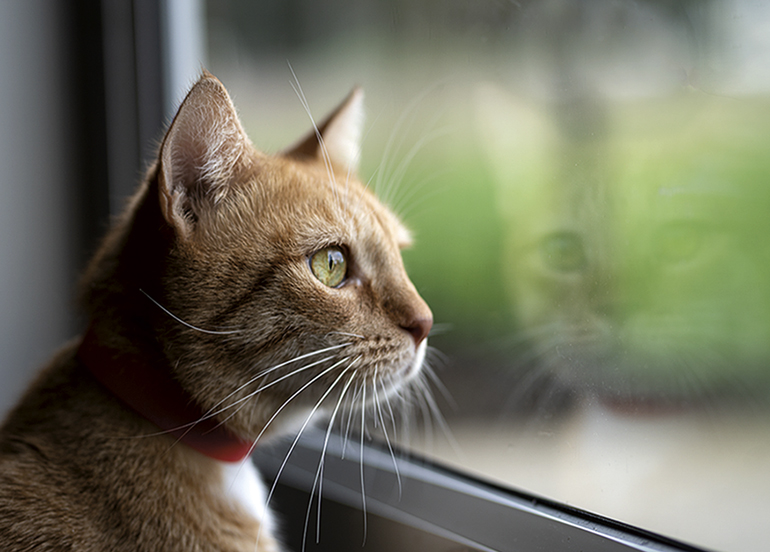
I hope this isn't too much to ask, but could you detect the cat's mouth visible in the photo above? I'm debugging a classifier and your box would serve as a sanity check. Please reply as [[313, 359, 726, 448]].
[[274, 337, 429, 425], [337, 330, 427, 375], [264, 333, 428, 412]]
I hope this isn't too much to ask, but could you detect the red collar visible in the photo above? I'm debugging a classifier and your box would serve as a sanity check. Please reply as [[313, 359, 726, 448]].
[[76, 324, 253, 463]]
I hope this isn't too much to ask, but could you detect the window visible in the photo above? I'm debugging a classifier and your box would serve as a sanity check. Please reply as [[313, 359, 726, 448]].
[[4, 1, 766, 551], [205, 2, 770, 551]]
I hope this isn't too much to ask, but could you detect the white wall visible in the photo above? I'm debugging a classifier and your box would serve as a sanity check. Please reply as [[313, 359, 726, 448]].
[[0, 1, 79, 416]]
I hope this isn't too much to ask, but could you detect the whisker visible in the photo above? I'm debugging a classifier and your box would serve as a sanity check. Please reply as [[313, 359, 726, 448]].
[[259, 362, 355, 547], [207, 354, 341, 426], [427, 322, 453, 337], [414, 381, 435, 452], [253, 360, 352, 551], [377, 88, 449, 212], [325, 331, 365, 340], [147, 344, 354, 445], [359, 376, 368, 545], [247, 357, 352, 460], [373, 372, 402, 497], [395, 174, 451, 223], [375, 84, 439, 201], [341, 382, 361, 460], [382, 379, 400, 435], [388, 129, 451, 216], [287, 63, 340, 210], [383, 377, 409, 445], [304, 368, 359, 549], [140, 289, 243, 335], [418, 374, 464, 460], [422, 362, 457, 411]]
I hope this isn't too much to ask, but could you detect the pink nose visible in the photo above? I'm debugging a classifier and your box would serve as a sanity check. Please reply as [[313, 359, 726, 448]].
[[401, 315, 433, 347]]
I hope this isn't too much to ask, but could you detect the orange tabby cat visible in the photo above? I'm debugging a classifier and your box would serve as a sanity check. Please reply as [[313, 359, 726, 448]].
[[0, 72, 432, 551]]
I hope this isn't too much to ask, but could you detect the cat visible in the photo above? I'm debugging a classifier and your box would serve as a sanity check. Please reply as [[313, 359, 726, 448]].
[[0, 71, 432, 551], [476, 83, 770, 411]]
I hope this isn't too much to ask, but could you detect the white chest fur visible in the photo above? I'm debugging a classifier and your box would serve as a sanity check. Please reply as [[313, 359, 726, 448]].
[[217, 459, 275, 535]]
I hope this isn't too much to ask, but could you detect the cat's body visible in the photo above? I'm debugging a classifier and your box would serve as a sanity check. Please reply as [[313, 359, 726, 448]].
[[0, 73, 431, 551], [0, 345, 273, 551]]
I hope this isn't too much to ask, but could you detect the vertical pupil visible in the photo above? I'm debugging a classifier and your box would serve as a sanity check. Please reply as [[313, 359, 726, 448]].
[[312, 247, 346, 287], [326, 249, 344, 273]]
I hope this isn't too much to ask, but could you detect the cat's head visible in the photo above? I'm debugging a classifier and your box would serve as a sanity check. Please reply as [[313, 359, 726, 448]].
[[81, 73, 432, 440], [477, 84, 770, 409]]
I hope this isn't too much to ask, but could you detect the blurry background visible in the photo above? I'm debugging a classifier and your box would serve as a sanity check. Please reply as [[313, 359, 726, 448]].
[[3, 1, 770, 551]]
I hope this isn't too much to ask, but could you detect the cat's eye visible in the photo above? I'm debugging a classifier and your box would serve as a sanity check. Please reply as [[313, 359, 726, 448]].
[[539, 232, 587, 273], [310, 246, 348, 288]]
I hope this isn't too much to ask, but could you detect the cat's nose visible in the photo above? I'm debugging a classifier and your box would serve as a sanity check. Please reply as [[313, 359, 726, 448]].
[[401, 315, 433, 347]]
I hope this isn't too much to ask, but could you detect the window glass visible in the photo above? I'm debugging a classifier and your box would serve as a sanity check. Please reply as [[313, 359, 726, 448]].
[[206, 2, 770, 550]]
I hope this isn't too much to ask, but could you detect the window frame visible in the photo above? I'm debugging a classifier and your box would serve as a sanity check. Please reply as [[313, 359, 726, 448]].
[[255, 429, 709, 552]]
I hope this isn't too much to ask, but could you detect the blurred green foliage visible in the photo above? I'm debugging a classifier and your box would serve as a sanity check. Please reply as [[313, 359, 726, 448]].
[[480, 88, 770, 400]]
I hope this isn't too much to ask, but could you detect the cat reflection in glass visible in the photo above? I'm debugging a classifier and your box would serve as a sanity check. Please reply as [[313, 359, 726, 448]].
[[478, 85, 770, 412]]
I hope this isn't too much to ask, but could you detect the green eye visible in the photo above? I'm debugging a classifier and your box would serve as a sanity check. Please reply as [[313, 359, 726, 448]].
[[310, 246, 348, 288]]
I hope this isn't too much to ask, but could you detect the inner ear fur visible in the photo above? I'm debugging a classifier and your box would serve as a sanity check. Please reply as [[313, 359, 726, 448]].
[[158, 71, 251, 238]]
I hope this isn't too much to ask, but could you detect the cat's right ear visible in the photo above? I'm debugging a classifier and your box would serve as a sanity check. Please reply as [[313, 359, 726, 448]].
[[158, 71, 251, 238]]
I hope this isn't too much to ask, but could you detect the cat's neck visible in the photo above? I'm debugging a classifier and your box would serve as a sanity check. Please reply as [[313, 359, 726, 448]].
[[76, 323, 252, 462]]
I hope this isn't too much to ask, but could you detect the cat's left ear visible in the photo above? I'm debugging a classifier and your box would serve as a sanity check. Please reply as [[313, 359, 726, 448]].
[[284, 87, 365, 174], [158, 71, 251, 238]]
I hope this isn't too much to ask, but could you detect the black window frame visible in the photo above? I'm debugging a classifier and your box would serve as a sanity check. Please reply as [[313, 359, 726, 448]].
[[255, 429, 709, 552]]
